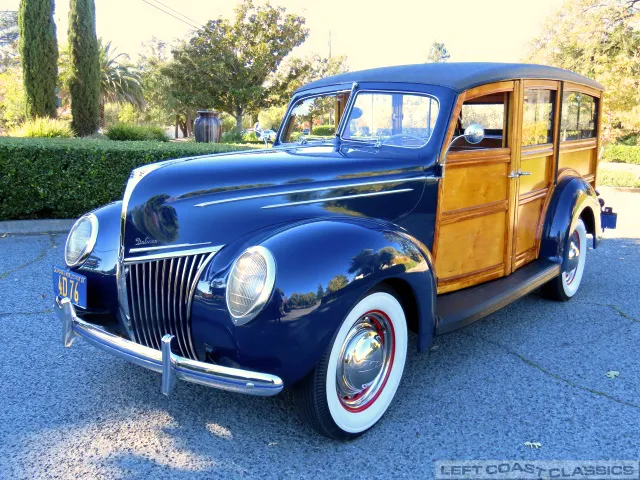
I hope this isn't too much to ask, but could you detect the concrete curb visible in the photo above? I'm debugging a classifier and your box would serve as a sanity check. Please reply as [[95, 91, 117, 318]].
[[0, 219, 76, 235]]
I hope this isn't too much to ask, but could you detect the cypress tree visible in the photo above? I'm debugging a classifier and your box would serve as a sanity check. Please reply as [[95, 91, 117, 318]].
[[18, 0, 59, 119], [68, 0, 100, 136]]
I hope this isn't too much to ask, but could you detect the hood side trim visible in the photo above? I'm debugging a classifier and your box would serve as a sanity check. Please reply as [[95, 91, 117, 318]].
[[194, 176, 431, 208]]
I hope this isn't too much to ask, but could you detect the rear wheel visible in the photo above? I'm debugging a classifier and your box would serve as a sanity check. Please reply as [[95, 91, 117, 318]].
[[543, 218, 587, 301], [294, 286, 408, 440]]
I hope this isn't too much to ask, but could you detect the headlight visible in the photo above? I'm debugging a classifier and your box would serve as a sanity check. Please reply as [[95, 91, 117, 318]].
[[226, 246, 276, 325], [64, 213, 98, 267]]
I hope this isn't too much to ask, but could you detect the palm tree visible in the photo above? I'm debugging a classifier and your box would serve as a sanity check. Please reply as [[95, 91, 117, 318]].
[[98, 39, 145, 126], [58, 40, 146, 128]]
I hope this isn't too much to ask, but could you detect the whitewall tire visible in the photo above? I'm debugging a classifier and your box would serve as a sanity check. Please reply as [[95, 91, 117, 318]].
[[543, 218, 587, 301], [294, 286, 408, 440]]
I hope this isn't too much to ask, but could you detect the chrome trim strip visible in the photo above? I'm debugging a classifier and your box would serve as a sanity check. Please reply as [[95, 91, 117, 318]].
[[56, 296, 283, 396], [129, 242, 212, 253], [186, 252, 214, 359], [261, 188, 414, 209], [124, 245, 224, 264], [194, 177, 428, 208]]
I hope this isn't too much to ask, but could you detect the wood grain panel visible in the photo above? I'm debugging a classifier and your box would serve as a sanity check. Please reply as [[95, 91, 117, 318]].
[[522, 79, 560, 90], [465, 81, 515, 100], [515, 197, 545, 256], [437, 263, 505, 294], [563, 82, 602, 98], [558, 149, 594, 176], [441, 162, 509, 212], [519, 155, 552, 193], [435, 211, 506, 287]]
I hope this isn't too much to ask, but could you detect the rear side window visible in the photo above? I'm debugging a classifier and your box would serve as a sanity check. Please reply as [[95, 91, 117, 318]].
[[561, 92, 597, 141], [522, 89, 556, 146]]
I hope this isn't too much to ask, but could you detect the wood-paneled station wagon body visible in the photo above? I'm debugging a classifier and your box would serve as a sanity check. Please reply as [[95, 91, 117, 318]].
[[55, 63, 615, 440]]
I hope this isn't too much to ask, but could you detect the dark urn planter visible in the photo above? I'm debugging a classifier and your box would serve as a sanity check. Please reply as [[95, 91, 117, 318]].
[[194, 111, 222, 143]]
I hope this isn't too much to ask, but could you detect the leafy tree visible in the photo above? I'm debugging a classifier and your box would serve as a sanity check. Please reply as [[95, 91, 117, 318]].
[[138, 37, 196, 136], [165, 0, 309, 131], [68, 0, 100, 135], [316, 283, 325, 300], [0, 68, 27, 128], [525, 0, 640, 134], [18, 0, 58, 118], [268, 54, 349, 106], [427, 41, 450, 63], [327, 274, 348, 293], [0, 11, 19, 71]]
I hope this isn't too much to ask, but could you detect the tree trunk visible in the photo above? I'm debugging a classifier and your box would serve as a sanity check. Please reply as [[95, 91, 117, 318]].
[[99, 101, 105, 129], [175, 115, 179, 138], [186, 110, 192, 137], [235, 108, 243, 132]]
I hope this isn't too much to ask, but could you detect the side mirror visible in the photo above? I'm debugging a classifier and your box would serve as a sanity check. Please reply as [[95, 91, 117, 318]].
[[440, 123, 486, 173], [464, 123, 484, 145]]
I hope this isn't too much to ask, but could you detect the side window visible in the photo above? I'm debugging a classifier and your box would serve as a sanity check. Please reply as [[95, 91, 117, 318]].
[[561, 92, 597, 141], [454, 92, 508, 150], [342, 92, 439, 147], [522, 89, 555, 146]]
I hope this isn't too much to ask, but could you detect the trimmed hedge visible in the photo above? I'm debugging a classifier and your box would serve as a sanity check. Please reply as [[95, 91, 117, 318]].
[[602, 145, 640, 165], [0, 137, 258, 220], [312, 125, 335, 136]]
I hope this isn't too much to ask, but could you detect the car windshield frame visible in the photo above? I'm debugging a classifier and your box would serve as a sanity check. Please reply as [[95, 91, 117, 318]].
[[278, 90, 351, 145], [338, 89, 441, 150]]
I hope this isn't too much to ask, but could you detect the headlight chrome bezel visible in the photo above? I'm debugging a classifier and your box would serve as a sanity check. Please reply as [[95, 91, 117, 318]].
[[64, 213, 99, 268], [226, 246, 276, 326]]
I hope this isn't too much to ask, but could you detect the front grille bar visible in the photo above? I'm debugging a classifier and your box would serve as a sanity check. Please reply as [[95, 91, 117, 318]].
[[125, 251, 211, 360]]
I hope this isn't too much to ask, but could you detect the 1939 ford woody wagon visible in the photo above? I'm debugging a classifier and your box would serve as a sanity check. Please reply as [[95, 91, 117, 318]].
[[54, 63, 616, 440]]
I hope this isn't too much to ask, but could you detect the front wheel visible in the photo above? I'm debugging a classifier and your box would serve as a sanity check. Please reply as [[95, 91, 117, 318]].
[[543, 218, 587, 301], [294, 286, 408, 440]]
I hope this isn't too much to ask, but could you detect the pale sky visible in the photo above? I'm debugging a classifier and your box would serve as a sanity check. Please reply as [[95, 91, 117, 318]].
[[0, 0, 560, 70]]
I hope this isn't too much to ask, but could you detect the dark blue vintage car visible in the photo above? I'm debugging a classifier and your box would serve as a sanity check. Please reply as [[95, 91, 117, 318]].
[[54, 63, 616, 440]]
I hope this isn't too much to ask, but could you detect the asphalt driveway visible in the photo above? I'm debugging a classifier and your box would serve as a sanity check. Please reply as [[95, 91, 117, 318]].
[[0, 187, 638, 479]]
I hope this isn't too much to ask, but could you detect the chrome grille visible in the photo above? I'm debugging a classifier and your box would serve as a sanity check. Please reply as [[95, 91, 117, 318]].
[[125, 252, 210, 360]]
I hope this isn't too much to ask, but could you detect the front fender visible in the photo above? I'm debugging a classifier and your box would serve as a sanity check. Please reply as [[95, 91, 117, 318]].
[[540, 172, 601, 265], [73, 201, 121, 319], [190, 217, 436, 386]]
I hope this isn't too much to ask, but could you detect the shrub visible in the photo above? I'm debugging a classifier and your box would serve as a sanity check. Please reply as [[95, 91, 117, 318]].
[[312, 124, 335, 136], [616, 133, 639, 146], [106, 123, 168, 142], [221, 129, 244, 143], [602, 145, 640, 165], [598, 169, 640, 188], [11, 117, 75, 138], [243, 131, 259, 142], [0, 137, 259, 220]]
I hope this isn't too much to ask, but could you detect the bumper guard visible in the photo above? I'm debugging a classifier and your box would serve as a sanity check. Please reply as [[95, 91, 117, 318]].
[[55, 296, 283, 396]]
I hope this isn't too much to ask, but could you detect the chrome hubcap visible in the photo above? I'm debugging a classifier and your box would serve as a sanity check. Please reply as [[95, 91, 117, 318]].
[[336, 311, 394, 411], [564, 231, 581, 285]]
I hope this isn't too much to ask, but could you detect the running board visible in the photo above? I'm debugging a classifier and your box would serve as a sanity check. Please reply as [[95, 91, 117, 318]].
[[435, 259, 561, 334]]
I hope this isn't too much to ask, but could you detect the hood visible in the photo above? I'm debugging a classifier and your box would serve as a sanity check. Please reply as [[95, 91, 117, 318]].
[[122, 145, 430, 261]]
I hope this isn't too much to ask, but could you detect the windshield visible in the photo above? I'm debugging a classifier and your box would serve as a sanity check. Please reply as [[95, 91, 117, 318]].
[[280, 91, 350, 144], [342, 92, 439, 148]]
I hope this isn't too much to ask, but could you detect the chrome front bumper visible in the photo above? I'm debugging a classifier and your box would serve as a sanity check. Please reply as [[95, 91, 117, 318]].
[[55, 296, 283, 396]]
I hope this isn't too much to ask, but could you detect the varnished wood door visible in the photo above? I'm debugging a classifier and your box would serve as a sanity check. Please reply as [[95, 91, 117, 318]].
[[511, 80, 561, 271], [434, 82, 518, 294]]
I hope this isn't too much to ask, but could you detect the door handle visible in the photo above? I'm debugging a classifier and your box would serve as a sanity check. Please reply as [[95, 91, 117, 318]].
[[508, 170, 532, 179]]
